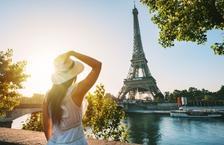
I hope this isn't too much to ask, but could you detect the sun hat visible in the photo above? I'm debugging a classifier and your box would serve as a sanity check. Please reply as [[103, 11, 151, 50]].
[[51, 53, 84, 84]]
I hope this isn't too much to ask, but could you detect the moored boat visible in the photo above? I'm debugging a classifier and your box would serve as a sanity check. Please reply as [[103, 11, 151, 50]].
[[170, 110, 222, 118]]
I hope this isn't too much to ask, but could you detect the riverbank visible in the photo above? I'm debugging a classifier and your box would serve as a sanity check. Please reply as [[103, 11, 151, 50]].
[[126, 110, 170, 114], [0, 127, 139, 145], [124, 105, 224, 114]]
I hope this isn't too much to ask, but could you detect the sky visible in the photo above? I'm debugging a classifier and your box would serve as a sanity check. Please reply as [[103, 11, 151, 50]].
[[0, 0, 224, 97]]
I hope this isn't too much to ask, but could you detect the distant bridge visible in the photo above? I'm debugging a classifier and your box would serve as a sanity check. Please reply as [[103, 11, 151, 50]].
[[0, 104, 42, 128]]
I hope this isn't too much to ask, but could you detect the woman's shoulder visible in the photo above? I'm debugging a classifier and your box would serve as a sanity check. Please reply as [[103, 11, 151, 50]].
[[66, 83, 82, 110]]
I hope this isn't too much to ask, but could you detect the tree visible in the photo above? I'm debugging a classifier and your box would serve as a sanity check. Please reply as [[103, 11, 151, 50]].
[[164, 91, 170, 101], [154, 92, 164, 102], [82, 84, 128, 142], [141, 0, 224, 55], [0, 49, 28, 117], [203, 95, 214, 101], [164, 86, 224, 103], [213, 85, 224, 100], [211, 41, 224, 55], [22, 112, 43, 131]]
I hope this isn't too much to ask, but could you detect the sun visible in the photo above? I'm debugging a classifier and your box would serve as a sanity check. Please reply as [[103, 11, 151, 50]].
[[20, 54, 55, 97]]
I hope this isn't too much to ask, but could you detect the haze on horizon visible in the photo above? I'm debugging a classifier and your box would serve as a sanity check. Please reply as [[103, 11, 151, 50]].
[[0, 0, 223, 97]]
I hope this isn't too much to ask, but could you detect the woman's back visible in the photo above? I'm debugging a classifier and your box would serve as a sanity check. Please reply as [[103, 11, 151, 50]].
[[47, 83, 87, 145], [50, 83, 82, 134]]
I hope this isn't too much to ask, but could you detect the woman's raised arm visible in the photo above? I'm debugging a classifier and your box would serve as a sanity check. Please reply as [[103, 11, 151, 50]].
[[68, 51, 102, 107]]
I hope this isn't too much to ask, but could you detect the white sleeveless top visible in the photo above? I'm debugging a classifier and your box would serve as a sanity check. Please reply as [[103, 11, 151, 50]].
[[47, 83, 88, 145], [48, 83, 82, 133]]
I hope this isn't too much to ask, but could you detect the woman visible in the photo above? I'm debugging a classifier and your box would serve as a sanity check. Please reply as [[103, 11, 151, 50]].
[[43, 50, 101, 145]]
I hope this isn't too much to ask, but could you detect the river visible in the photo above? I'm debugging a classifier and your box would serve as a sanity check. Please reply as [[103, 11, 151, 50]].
[[126, 113, 224, 145], [11, 113, 224, 145]]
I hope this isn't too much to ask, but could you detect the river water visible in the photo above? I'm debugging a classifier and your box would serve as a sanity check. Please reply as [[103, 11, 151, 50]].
[[11, 113, 224, 145], [126, 113, 224, 145]]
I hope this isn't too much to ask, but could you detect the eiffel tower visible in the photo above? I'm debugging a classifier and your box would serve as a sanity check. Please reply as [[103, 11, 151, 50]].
[[118, 6, 163, 100]]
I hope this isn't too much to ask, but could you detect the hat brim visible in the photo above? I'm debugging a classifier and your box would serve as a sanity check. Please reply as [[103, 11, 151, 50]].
[[51, 61, 84, 84]]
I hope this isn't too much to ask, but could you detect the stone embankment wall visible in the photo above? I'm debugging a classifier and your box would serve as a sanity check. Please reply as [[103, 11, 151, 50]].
[[0, 127, 139, 145]]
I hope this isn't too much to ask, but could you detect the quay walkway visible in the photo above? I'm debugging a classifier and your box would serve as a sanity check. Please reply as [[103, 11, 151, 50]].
[[125, 106, 224, 114], [0, 127, 139, 145], [126, 110, 170, 114]]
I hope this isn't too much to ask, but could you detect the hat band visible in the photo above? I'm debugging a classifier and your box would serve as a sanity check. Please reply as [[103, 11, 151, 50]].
[[61, 61, 75, 72]]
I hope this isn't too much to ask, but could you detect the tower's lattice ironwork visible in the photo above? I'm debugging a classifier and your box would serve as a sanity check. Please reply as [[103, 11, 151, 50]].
[[118, 6, 162, 100]]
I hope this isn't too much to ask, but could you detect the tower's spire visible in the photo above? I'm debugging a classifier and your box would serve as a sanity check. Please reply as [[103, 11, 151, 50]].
[[134, 0, 136, 8], [132, 5, 145, 60]]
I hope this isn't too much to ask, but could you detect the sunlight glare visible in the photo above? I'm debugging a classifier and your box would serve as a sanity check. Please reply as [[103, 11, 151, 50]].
[[20, 51, 55, 97]]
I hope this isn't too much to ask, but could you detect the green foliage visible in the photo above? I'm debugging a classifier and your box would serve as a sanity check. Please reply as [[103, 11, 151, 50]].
[[165, 85, 224, 103], [213, 85, 224, 100], [141, 0, 224, 55], [203, 95, 214, 101], [83, 84, 128, 142], [22, 112, 44, 131], [0, 49, 28, 117], [211, 41, 224, 55], [154, 92, 165, 102]]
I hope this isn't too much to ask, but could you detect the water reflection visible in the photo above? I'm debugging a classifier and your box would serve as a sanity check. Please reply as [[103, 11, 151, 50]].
[[126, 114, 224, 145], [126, 113, 162, 145]]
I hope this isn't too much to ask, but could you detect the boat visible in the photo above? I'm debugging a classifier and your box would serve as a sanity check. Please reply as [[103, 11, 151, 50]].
[[170, 109, 222, 118]]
